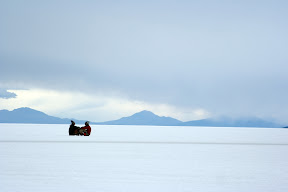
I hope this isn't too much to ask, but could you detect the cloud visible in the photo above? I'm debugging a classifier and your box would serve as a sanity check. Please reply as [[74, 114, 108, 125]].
[[0, 89, 17, 99], [1, 1, 288, 123], [0, 89, 210, 122]]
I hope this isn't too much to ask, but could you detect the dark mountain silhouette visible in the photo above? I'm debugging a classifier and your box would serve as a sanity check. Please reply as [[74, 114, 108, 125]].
[[0, 107, 86, 124], [0, 107, 284, 128], [96, 111, 283, 128], [96, 110, 183, 126]]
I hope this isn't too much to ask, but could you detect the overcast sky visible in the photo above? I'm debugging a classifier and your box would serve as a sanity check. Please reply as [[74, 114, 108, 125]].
[[1, 0, 288, 123]]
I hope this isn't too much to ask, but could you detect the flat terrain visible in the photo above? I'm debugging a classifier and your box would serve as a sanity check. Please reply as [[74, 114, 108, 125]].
[[1, 124, 288, 192]]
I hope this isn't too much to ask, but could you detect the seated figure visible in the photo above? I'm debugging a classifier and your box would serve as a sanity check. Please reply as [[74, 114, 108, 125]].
[[79, 121, 91, 136], [69, 120, 80, 135]]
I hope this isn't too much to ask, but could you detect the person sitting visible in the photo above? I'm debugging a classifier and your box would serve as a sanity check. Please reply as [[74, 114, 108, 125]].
[[79, 121, 91, 136], [69, 120, 80, 135]]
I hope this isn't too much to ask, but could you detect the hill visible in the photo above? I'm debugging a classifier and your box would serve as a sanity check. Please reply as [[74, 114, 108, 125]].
[[0, 107, 85, 124], [96, 111, 283, 128], [0, 107, 284, 128], [181, 116, 283, 128], [96, 110, 183, 126]]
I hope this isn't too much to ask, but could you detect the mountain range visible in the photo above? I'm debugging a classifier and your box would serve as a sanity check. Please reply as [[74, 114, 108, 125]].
[[0, 108, 86, 124], [0, 107, 285, 128]]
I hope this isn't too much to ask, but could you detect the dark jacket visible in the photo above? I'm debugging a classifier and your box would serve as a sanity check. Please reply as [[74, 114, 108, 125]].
[[69, 124, 79, 135]]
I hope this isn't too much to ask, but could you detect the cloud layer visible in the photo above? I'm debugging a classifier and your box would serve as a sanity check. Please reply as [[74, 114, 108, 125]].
[[0, 89, 210, 122], [1, 1, 288, 123]]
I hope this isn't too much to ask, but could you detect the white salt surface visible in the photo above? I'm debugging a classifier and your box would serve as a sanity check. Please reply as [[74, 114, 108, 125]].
[[1, 124, 288, 192]]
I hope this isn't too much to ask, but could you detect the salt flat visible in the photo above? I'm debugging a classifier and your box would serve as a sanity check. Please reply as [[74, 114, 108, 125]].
[[0, 124, 288, 192]]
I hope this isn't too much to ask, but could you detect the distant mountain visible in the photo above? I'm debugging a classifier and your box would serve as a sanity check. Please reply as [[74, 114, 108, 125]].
[[95, 110, 283, 128], [0, 107, 85, 124], [181, 116, 283, 128], [0, 107, 284, 128], [96, 110, 183, 126]]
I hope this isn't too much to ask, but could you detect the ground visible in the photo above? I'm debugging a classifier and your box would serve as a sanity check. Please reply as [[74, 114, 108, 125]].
[[1, 124, 288, 192]]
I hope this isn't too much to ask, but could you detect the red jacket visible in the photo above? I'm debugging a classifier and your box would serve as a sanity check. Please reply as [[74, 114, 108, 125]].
[[80, 125, 91, 135]]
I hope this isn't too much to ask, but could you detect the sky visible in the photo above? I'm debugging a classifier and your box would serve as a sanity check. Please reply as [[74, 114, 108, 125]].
[[0, 0, 288, 123]]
